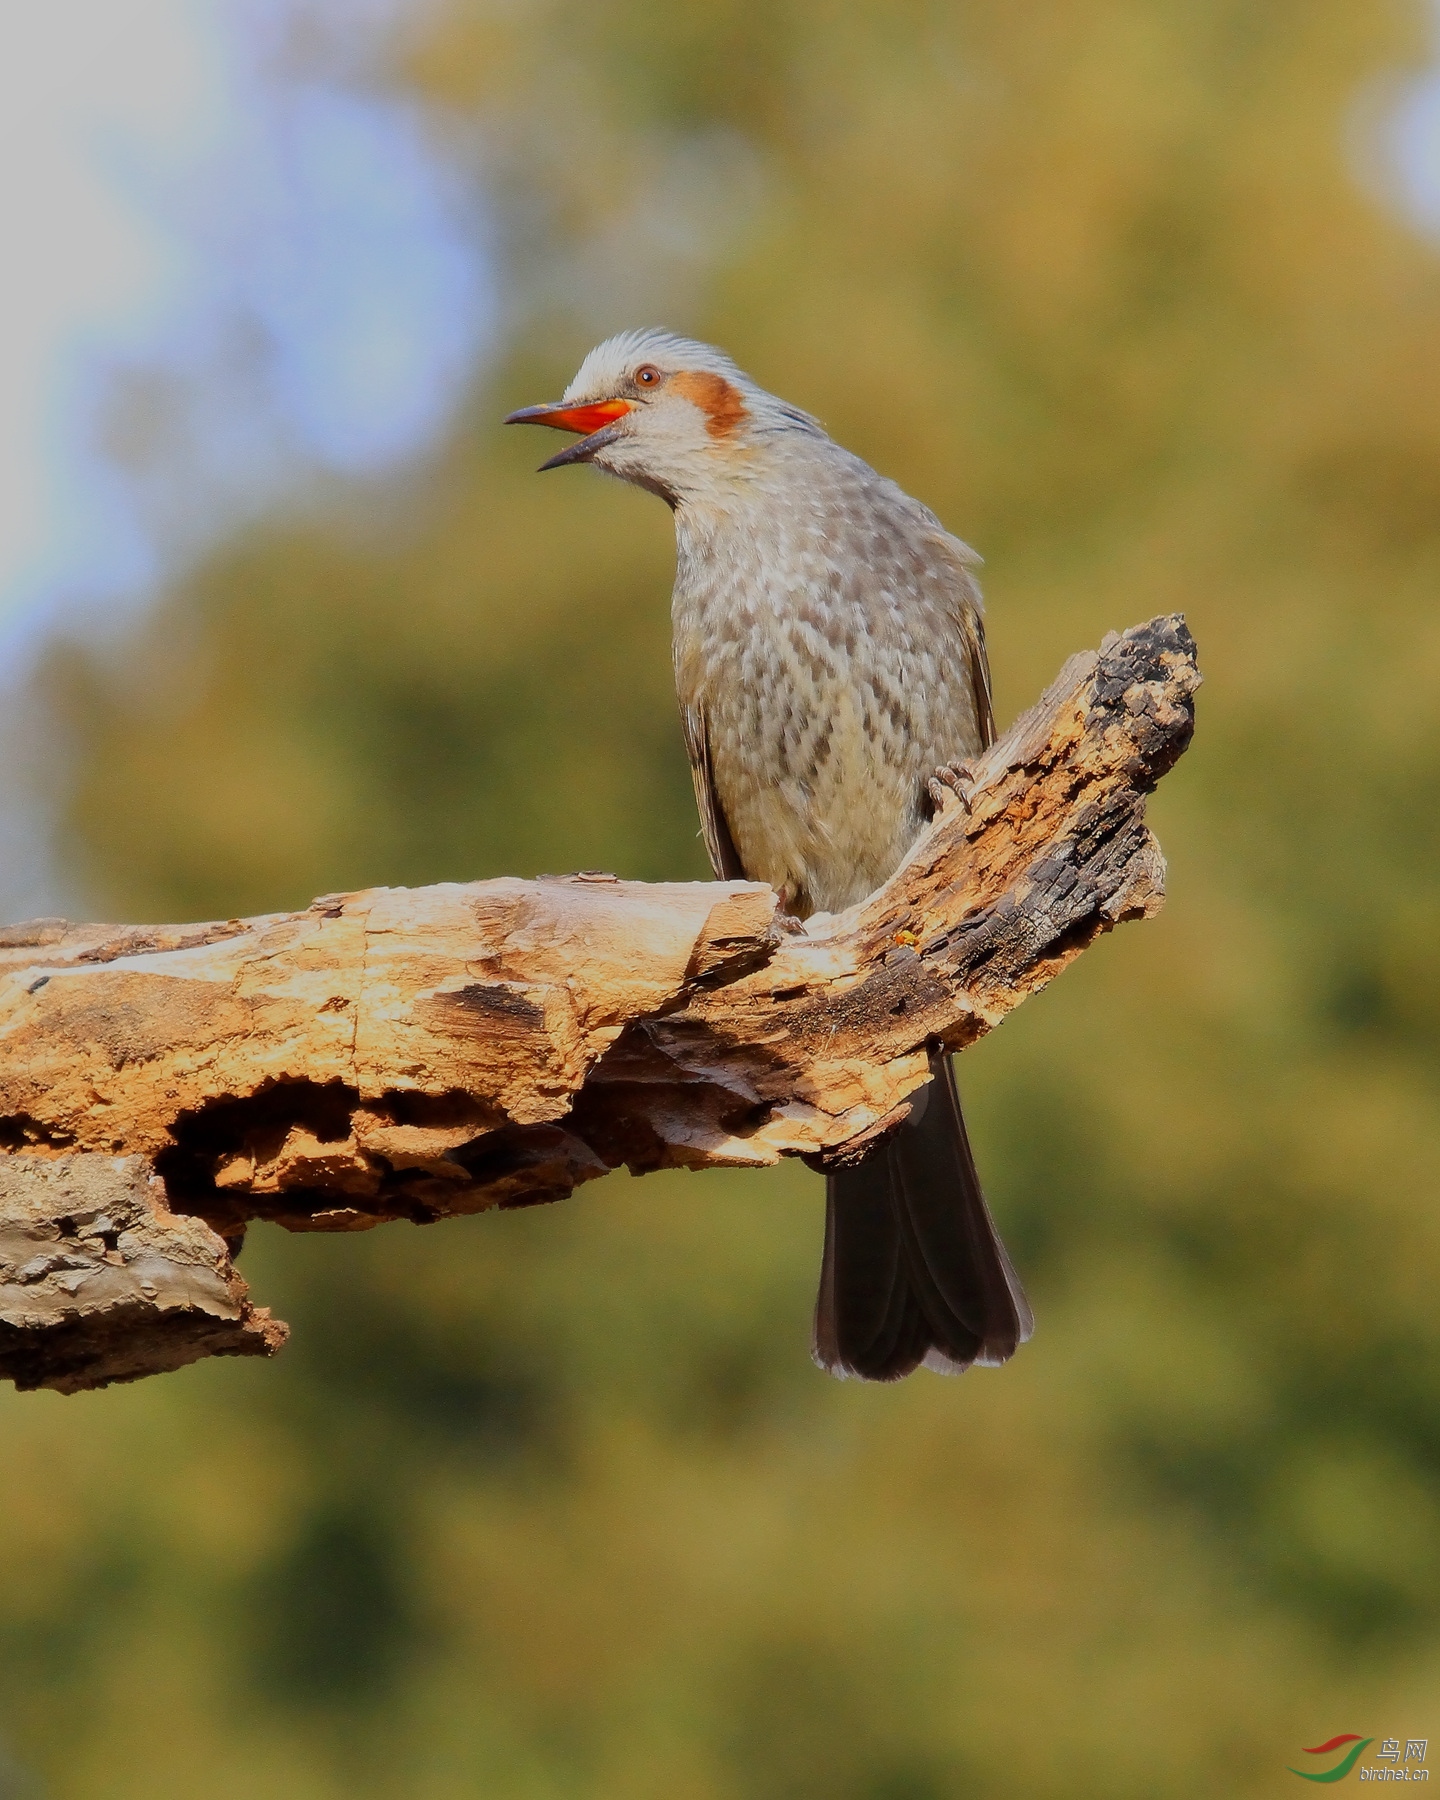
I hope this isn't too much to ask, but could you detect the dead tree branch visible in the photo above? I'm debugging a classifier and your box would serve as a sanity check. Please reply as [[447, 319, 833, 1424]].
[[0, 615, 1198, 1391]]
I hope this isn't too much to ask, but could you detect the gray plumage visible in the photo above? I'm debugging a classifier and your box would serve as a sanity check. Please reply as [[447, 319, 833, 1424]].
[[672, 433, 992, 915], [507, 328, 1032, 1379]]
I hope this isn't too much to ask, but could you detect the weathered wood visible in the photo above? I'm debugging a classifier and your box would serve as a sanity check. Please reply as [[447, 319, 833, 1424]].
[[0, 1154, 285, 1392], [0, 615, 1198, 1391]]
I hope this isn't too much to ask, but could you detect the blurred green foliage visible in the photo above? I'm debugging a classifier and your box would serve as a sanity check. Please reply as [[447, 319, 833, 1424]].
[[7, 0, 1440, 1793]]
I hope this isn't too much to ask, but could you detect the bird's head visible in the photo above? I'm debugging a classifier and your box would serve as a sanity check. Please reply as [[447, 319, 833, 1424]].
[[504, 328, 820, 508]]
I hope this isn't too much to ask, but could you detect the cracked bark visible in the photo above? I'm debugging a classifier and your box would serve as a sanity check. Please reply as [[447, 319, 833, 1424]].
[[0, 614, 1198, 1392]]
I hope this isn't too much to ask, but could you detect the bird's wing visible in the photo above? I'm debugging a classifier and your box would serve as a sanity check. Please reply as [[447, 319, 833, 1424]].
[[965, 606, 997, 752], [680, 702, 748, 880], [931, 530, 996, 753]]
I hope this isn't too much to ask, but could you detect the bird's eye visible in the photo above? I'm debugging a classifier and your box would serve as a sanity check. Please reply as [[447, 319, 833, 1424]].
[[634, 364, 662, 387]]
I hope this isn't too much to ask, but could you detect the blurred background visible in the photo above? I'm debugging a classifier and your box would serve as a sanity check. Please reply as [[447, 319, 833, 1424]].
[[2, 0, 1439, 1794]]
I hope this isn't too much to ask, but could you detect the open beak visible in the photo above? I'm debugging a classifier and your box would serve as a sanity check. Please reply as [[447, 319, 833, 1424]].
[[503, 397, 633, 471]]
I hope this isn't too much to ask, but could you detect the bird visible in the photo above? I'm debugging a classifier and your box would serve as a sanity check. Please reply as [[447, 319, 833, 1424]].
[[506, 328, 1032, 1380]]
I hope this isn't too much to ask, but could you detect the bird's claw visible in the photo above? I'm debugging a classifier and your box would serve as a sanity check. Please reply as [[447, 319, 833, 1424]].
[[927, 759, 976, 816], [770, 890, 807, 935], [770, 911, 807, 937]]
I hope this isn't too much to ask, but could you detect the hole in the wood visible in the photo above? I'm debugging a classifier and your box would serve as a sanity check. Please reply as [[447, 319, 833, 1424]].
[[372, 1089, 503, 1132], [1040, 916, 1106, 965], [157, 1078, 362, 1217], [453, 1126, 587, 1205], [0, 1113, 74, 1151], [717, 1098, 774, 1134]]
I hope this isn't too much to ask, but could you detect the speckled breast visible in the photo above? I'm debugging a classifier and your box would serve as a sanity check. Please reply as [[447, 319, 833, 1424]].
[[672, 449, 988, 915]]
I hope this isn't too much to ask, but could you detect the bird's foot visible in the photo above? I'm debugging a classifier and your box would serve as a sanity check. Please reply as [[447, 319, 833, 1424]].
[[770, 885, 808, 934], [927, 759, 977, 817], [770, 912, 807, 938]]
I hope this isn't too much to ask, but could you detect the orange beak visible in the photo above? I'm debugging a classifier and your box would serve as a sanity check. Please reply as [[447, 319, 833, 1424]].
[[504, 398, 633, 435], [504, 396, 634, 470]]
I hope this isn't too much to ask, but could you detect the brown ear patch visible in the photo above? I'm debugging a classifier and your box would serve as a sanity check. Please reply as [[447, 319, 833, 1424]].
[[671, 369, 748, 438]]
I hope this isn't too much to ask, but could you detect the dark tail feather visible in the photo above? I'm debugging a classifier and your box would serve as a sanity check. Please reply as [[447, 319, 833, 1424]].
[[812, 1054, 1033, 1381]]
